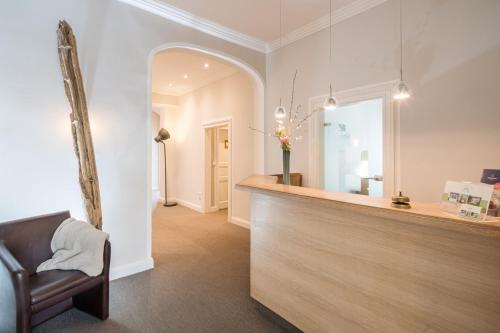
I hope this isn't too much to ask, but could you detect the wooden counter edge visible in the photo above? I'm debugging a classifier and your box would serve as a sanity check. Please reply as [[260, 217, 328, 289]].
[[237, 175, 500, 237]]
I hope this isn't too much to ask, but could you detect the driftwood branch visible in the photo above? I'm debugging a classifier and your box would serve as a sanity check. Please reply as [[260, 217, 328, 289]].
[[57, 20, 102, 230]]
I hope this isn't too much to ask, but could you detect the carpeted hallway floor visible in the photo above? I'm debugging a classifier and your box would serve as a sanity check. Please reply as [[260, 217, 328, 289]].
[[34, 205, 284, 333]]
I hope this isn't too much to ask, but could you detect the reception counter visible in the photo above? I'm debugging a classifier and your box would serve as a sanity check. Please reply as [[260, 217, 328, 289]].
[[237, 175, 500, 333]]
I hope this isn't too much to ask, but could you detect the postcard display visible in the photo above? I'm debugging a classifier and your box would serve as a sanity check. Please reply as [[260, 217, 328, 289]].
[[441, 181, 494, 221], [481, 169, 500, 217]]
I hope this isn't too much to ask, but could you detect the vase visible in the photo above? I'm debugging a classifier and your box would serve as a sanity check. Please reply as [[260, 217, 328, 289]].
[[282, 149, 291, 185]]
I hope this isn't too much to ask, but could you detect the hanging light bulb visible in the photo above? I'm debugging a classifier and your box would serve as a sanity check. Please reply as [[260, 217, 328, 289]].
[[324, 96, 337, 110], [274, 0, 287, 120], [394, 0, 410, 100], [324, 0, 337, 110], [275, 98, 287, 119], [324, 84, 337, 110], [394, 80, 410, 100]]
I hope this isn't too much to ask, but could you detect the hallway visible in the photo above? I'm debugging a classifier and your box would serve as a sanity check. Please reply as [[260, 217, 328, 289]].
[[35, 206, 283, 332]]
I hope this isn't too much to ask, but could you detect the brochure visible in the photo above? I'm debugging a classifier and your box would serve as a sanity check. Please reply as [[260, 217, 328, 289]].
[[481, 169, 500, 185], [481, 169, 500, 217], [441, 181, 494, 221]]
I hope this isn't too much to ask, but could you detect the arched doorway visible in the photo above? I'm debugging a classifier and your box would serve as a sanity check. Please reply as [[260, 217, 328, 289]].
[[145, 43, 265, 260]]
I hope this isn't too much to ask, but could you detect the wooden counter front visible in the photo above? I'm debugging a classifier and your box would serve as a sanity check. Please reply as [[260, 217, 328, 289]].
[[237, 175, 500, 333]]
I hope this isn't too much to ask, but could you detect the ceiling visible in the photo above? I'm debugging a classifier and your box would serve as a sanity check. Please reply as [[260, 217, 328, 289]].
[[156, 0, 359, 42], [152, 49, 239, 96]]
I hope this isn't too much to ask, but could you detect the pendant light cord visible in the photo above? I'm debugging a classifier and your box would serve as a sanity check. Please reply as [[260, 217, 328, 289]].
[[279, 0, 283, 107], [329, 0, 333, 97], [329, 0, 332, 67], [399, 0, 403, 82], [280, 0, 283, 50]]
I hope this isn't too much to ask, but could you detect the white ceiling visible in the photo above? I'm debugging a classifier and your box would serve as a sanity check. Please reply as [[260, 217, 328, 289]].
[[152, 49, 239, 96], [156, 0, 359, 42]]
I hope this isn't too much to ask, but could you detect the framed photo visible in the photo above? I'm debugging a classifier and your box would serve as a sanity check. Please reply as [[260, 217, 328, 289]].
[[441, 181, 494, 221]]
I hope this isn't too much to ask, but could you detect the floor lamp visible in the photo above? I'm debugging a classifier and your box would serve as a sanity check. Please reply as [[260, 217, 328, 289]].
[[154, 128, 177, 207]]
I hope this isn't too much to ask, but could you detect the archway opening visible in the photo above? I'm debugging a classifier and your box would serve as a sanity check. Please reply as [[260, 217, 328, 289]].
[[146, 44, 265, 260]]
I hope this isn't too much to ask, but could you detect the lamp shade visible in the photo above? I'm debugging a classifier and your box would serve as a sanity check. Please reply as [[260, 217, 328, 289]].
[[393, 81, 410, 100], [323, 96, 337, 111], [274, 105, 287, 120], [154, 128, 170, 142]]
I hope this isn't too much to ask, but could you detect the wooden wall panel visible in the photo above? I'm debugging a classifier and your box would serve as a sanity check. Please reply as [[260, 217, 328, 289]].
[[250, 193, 500, 333]]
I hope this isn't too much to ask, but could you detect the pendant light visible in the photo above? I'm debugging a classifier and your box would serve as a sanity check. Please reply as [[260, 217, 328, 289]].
[[394, 0, 410, 100], [324, 0, 337, 111], [274, 0, 287, 120]]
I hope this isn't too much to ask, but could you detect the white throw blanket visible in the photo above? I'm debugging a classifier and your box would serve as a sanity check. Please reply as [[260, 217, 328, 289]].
[[37, 218, 109, 277]]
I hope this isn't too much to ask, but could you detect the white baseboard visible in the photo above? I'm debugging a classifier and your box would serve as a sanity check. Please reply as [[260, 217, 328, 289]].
[[158, 197, 248, 229], [204, 206, 219, 213], [231, 217, 250, 229], [110, 256, 154, 281], [160, 197, 203, 213]]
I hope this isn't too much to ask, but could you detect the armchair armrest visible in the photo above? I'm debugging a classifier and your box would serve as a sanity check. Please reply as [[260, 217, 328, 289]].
[[102, 240, 111, 280], [74, 239, 111, 320], [0, 241, 31, 332]]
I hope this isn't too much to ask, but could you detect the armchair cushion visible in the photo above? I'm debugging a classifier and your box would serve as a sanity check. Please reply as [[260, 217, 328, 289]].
[[30, 270, 97, 304], [30, 270, 103, 314]]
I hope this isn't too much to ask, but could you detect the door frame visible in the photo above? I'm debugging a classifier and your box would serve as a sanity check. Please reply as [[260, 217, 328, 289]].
[[308, 80, 399, 197], [202, 117, 232, 220]]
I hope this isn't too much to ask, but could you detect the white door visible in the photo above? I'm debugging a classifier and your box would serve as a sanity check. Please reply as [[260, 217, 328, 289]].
[[216, 127, 229, 209]]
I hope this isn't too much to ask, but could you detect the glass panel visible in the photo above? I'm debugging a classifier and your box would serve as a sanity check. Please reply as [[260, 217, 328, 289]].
[[323, 98, 383, 196]]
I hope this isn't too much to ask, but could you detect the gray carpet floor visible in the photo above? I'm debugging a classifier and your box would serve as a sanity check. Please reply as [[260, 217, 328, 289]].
[[34, 205, 284, 333]]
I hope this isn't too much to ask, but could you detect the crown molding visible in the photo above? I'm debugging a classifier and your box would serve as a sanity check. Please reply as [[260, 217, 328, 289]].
[[117, 0, 388, 54], [268, 0, 388, 51], [116, 0, 269, 53]]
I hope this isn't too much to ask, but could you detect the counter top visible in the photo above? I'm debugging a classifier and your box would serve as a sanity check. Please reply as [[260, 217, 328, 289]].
[[237, 175, 500, 236]]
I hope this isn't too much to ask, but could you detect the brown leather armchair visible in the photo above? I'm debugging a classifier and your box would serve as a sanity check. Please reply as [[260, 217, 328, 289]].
[[0, 211, 110, 333]]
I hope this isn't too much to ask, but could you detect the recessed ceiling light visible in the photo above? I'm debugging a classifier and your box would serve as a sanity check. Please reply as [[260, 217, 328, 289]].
[[168, 83, 173, 87], [204, 63, 209, 69], [183, 74, 188, 79]]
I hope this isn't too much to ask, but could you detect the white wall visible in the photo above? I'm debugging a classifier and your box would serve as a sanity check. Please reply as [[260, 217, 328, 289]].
[[0, 0, 265, 279], [265, 0, 500, 202], [159, 72, 256, 223], [151, 111, 160, 207]]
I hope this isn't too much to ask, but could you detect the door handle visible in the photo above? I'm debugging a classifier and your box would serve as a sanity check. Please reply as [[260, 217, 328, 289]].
[[361, 175, 383, 181]]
